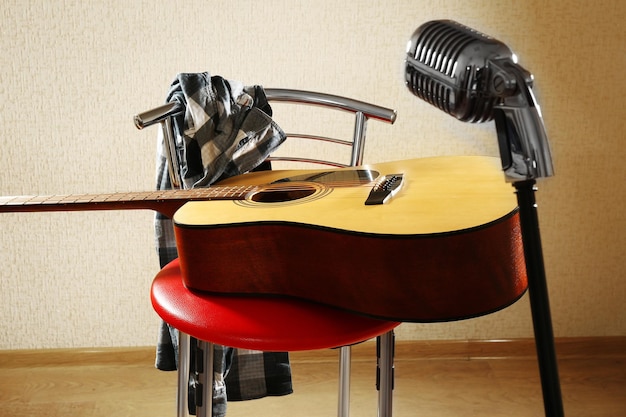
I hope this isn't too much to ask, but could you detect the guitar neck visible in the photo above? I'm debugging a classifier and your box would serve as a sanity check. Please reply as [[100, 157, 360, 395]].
[[0, 186, 256, 218]]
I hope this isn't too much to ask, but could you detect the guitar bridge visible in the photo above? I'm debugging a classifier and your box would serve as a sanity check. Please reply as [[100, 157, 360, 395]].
[[364, 174, 404, 205]]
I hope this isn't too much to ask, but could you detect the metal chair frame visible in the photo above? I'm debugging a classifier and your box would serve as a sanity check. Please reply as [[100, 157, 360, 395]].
[[136, 89, 396, 417]]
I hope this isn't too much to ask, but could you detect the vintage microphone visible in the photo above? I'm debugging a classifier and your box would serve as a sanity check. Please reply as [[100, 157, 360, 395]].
[[405, 20, 564, 417], [405, 19, 554, 181]]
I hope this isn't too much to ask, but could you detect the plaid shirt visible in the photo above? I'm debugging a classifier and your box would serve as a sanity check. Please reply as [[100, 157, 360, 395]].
[[154, 73, 292, 416]]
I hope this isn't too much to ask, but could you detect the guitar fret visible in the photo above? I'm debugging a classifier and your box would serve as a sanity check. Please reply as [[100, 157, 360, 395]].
[[134, 192, 152, 200], [21, 196, 48, 205], [39, 196, 64, 205], [129, 193, 149, 201], [155, 191, 186, 200], [0, 196, 31, 205], [102, 193, 129, 202], [153, 192, 176, 200], [59, 195, 84, 203], [74, 196, 97, 203], [112, 193, 132, 202], [90, 193, 111, 202], [30, 195, 66, 205]]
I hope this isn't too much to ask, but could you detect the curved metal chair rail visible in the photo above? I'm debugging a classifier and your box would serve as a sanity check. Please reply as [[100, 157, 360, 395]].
[[265, 88, 397, 123], [134, 88, 396, 129]]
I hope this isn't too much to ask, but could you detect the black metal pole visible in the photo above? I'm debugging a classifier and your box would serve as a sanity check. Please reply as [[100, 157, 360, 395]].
[[514, 179, 564, 417]]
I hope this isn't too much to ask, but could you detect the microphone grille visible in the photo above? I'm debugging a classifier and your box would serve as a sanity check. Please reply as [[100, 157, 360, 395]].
[[405, 59, 457, 115], [411, 20, 476, 76], [405, 20, 512, 123]]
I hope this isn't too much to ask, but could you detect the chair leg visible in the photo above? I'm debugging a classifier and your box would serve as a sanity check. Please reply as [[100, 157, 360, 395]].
[[195, 340, 215, 417], [377, 330, 395, 417], [177, 332, 190, 417], [338, 345, 351, 417], [179, 333, 392, 417]]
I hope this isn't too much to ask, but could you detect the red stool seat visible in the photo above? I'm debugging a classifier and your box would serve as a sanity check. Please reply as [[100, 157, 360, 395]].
[[151, 259, 400, 351]]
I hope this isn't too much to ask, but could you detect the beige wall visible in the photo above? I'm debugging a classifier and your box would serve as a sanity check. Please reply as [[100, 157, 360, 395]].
[[0, 0, 624, 349]]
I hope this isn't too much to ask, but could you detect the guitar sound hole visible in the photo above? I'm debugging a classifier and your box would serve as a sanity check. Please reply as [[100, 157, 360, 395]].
[[250, 187, 317, 203]]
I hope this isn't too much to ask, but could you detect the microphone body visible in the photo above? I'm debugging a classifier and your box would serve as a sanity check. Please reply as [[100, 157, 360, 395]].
[[405, 20, 554, 181]]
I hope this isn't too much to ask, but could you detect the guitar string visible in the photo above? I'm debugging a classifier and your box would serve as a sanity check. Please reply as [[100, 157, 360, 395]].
[[0, 181, 376, 205]]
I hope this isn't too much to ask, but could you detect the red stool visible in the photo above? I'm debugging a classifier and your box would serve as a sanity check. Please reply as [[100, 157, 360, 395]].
[[151, 259, 400, 417]]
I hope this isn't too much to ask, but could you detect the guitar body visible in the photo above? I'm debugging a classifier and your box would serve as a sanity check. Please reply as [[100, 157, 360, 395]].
[[174, 156, 528, 322]]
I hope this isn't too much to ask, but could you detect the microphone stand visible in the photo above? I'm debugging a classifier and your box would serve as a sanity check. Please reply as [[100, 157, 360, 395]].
[[404, 19, 564, 415], [494, 79, 565, 416], [513, 179, 564, 417]]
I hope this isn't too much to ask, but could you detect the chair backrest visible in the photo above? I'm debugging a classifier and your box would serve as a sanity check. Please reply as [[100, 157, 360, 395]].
[[263, 89, 396, 168], [134, 89, 396, 189]]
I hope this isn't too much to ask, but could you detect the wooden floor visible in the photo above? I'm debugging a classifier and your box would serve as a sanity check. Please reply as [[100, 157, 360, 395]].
[[0, 337, 624, 417]]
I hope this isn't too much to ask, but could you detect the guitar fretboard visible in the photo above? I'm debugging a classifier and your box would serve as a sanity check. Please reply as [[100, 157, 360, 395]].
[[0, 185, 258, 217]]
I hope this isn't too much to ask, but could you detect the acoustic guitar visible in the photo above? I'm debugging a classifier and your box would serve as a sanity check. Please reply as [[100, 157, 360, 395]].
[[0, 156, 527, 322]]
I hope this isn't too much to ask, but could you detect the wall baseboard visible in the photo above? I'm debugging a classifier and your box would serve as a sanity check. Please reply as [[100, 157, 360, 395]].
[[0, 346, 154, 368], [391, 336, 626, 360], [1, 336, 624, 368], [295, 336, 626, 362]]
